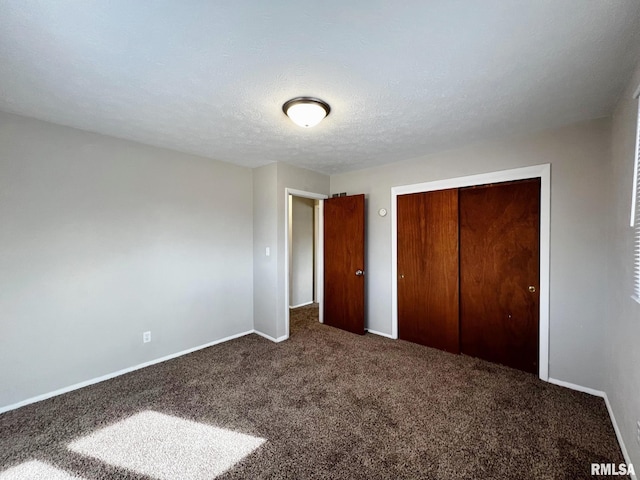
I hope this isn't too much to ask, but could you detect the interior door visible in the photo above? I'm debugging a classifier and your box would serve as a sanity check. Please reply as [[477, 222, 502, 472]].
[[323, 194, 365, 335], [397, 189, 460, 353], [459, 179, 540, 373]]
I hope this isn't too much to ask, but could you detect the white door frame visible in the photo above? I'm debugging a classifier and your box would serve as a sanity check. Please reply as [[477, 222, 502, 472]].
[[285, 188, 328, 337], [390, 164, 551, 381]]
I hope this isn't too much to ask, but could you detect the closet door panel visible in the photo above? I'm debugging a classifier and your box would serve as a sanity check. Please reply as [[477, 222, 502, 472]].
[[459, 179, 540, 373], [397, 189, 459, 353]]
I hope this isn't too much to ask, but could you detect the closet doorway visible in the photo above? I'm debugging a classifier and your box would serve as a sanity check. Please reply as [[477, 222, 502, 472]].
[[391, 165, 550, 379]]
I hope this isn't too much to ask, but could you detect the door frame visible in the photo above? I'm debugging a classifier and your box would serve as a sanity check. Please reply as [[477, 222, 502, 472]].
[[285, 188, 328, 337], [390, 164, 551, 381]]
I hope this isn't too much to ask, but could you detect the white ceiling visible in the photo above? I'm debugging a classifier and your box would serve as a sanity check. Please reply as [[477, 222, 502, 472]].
[[1, 1, 639, 174]]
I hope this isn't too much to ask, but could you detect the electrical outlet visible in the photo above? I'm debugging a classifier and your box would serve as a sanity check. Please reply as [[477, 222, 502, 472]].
[[143, 331, 151, 343]]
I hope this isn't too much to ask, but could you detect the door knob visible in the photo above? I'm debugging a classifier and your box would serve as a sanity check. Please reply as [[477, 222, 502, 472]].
[[355, 269, 364, 276], [399, 274, 405, 279], [528, 286, 536, 293]]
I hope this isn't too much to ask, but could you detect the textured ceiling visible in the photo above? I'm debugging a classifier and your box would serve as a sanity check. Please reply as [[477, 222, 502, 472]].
[[1, 1, 639, 174]]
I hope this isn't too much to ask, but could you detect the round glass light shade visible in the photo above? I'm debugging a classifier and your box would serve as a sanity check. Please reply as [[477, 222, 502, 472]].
[[283, 97, 330, 128]]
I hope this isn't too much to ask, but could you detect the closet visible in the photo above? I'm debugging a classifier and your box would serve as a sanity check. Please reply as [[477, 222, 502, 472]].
[[397, 178, 540, 374]]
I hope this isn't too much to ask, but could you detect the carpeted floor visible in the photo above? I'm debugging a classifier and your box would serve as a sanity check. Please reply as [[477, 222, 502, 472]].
[[0, 304, 626, 479]]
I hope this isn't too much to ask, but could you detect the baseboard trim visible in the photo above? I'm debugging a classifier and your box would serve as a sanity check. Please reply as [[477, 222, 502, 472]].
[[547, 378, 605, 397], [252, 330, 288, 343], [289, 301, 313, 309], [603, 393, 636, 480], [0, 329, 254, 415], [548, 378, 635, 479], [365, 328, 395, 339]]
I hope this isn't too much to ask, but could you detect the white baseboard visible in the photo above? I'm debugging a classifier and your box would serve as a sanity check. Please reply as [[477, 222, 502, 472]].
[[0, 330, 254, 415], [602, 393, 636, 480], [365, 328, 395, 339], [547, 377, 605, 397], [548, 378, 636, 480], [289, 301, 313, 309], [252, 330, 288, 343]]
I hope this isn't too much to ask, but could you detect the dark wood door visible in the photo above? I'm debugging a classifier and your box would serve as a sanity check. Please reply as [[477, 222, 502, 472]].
[[397, 189, 460, 353], [459, 179, 540, 373], [323, 194, 365, 335]]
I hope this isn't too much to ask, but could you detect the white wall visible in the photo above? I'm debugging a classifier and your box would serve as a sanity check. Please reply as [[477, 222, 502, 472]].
[[330, 118, 611, 390], [606, 59, 640, 468], [0, 111, 254, 410], [289, 196, 315, 307]]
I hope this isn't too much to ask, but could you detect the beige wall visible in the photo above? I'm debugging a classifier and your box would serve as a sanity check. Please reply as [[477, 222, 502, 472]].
[[252, 163, 278, 339], [606, 59, 640, 468], [0, 111, 254, 410], [330, 118, 611, 390], [253, 162, 329, 340], [276, 163, 329, 339]]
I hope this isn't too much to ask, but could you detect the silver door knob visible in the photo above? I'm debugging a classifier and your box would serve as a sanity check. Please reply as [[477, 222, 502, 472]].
[[355, 269, 364, 276]]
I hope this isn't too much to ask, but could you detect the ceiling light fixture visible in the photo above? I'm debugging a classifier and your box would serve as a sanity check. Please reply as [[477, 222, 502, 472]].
[[282, 97, 330, 128]]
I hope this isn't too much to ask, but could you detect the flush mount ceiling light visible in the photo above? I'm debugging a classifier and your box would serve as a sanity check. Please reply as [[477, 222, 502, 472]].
[[282, 97, 330, 128]]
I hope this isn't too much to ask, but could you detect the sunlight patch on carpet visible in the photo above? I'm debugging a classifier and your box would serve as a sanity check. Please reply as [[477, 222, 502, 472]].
[[0, 460, 85, 479], [67, 410, 266, 480]]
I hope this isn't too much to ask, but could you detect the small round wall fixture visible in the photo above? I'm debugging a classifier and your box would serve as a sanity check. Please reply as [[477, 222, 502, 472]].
[[378, 208, 388, 217], [282, 97, 330, 128]]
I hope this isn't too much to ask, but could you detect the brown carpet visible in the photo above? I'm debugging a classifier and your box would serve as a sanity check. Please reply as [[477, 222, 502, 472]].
[[0, 303, 626, 479]]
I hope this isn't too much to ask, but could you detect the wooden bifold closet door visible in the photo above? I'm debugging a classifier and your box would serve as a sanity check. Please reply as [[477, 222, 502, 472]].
[[459, 179, 540, 374], [397, 178, 540, 374], [397, 189, 460, 353]]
